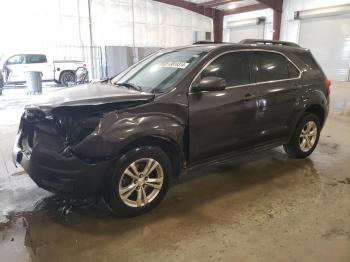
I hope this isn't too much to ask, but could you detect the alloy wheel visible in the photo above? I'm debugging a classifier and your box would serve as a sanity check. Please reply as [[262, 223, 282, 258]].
[[299, 120, 318, 152], [118, 158, 164, 208]]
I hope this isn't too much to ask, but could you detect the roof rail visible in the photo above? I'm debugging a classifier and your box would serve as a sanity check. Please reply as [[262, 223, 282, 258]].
[[239, 39, 300, 48], [193, 41, 224, 44]]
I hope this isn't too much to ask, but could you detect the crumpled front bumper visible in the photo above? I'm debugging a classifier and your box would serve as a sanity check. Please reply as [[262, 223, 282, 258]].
[[13, 129, 114, 197]]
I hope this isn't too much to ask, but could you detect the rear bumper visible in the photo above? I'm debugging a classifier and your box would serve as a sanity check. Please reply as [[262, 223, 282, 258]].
[[13, 132, 113, 197]]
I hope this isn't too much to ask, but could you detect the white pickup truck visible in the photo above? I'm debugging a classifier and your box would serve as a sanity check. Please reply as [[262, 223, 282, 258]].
[[0, 54, 86, 86]]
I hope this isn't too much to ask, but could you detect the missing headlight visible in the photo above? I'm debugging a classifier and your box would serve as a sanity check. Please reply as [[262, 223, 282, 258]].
[[53, 110, 102, 145]]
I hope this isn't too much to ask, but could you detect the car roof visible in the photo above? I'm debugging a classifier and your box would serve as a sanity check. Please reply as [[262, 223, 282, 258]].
[[1, 53, 46, 61], [170, 40, 308, 55]]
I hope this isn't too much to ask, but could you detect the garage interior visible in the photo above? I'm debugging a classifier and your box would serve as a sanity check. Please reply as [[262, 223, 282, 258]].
[[1, 0, 350, 261]]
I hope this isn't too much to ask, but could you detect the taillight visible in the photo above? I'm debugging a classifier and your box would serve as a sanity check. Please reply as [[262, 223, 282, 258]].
[[325, 79, 331, 96]]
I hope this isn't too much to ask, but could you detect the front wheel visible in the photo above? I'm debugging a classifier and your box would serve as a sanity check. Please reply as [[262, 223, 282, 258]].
[[103, 146, 172, 217], [283, 113, 321, 158]]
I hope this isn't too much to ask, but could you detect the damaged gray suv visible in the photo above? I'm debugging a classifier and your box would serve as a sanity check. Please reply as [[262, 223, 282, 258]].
[[13, 40, 330, 217]]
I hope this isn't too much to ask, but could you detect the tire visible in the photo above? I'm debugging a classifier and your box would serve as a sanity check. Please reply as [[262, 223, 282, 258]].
[[103, 146, 172, 217], [283, 113, 321, 159], [59, 71, 75, 87]]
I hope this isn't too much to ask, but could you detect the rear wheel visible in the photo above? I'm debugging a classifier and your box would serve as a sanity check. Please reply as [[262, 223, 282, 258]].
[[59, 71, 75, 86], [103, 146, 171, 217], [283, 113, 321, 158]]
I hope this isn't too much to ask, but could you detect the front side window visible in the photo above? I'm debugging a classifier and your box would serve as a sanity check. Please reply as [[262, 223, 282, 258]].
[[200, 52, 251, 87], [7, 55, 25, 65], [111, 49, 207, 93], [26, 54, 47, 64], [254, 52, 299, 82]]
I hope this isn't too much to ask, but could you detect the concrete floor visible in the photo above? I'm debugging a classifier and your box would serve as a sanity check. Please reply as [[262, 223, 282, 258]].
[[0, 82, 350, 262]]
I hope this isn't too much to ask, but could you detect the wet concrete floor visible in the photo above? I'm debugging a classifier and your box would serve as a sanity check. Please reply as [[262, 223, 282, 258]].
[[0, 82, 350, 262]]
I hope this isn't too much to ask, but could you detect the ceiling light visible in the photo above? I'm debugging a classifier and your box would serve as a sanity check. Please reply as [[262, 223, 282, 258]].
[[228, 3, 237, 9]]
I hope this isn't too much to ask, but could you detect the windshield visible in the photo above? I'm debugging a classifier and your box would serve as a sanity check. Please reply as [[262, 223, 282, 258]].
[[111, 49, 207, 93]]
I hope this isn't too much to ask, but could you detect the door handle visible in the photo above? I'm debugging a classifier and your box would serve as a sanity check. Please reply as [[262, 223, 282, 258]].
[[244, 93, 256, 102]]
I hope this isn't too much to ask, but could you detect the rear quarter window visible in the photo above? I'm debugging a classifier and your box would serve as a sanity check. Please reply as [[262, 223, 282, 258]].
[[298, 51, 323, 71], [287, 61, 300, 78]]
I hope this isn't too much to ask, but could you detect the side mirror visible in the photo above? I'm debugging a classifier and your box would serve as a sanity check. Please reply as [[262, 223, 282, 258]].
[[192, 76, 226, 92]]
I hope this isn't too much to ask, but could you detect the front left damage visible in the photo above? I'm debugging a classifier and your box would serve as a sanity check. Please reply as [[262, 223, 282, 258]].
[[13, 99, 186, 197]]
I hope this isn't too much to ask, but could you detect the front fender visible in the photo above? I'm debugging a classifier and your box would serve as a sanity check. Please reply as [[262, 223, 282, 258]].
[[73, 111, 186, 159]]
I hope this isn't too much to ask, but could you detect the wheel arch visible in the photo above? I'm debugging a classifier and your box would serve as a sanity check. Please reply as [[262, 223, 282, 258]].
[[287, 102, 327, 142], [305, 104, 325, 127], [119, 135, 185, 180]]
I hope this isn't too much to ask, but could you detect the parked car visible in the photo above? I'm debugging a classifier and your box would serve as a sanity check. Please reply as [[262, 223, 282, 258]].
[[13, 39, 330, 217], [0, 68, 3, 95], [0, 54, 86, 86]]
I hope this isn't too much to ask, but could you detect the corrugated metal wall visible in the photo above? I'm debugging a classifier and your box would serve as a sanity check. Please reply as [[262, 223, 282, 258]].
[[281, 0, 350, 81], [104, 46, 161, 78], [299, 15, 350, 81], [223, 9, 273, 42], [228, 24, 265, 43], [0, 0, 213, 80]]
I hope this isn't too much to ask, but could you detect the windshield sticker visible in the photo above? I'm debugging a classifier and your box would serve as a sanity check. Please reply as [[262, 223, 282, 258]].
[[163, 62, 189, 69]]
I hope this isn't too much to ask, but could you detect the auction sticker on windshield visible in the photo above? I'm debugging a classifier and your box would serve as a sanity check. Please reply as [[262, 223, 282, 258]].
[[163, 62, 189, 69]]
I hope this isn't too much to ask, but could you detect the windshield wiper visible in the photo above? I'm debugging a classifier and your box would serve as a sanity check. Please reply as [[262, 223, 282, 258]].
[[116, 82, 142, 92]]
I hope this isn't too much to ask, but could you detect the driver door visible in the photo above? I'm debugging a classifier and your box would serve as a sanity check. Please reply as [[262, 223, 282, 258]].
[[5, 55, 27, 82], [188, 51, 259, 163]]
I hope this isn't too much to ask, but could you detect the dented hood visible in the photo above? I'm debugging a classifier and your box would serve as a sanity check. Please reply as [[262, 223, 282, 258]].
[[26, 82, 155, 109]]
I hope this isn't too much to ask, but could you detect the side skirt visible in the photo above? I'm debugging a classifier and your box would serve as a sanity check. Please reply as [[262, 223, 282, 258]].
[[185, 138, 288, 173]]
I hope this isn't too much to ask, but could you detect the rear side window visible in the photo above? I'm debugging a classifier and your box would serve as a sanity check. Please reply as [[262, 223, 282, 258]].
[[201, 52, 251, 86], [26, 54, 47, 64], [254, 52, 299, 82]]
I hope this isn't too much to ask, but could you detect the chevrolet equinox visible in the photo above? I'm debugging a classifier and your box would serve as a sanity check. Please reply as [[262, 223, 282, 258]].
[[13, 39, 330, 216]]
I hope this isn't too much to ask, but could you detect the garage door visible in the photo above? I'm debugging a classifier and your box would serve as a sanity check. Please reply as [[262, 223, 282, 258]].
[[229, 24, 264, 44], [299, 15, 350, 81]]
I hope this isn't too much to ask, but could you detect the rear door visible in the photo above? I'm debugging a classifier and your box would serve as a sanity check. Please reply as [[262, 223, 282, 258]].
[[251, 51, 302, 140], [189, 51, 259, 163], [25, 54, 54, 80]]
